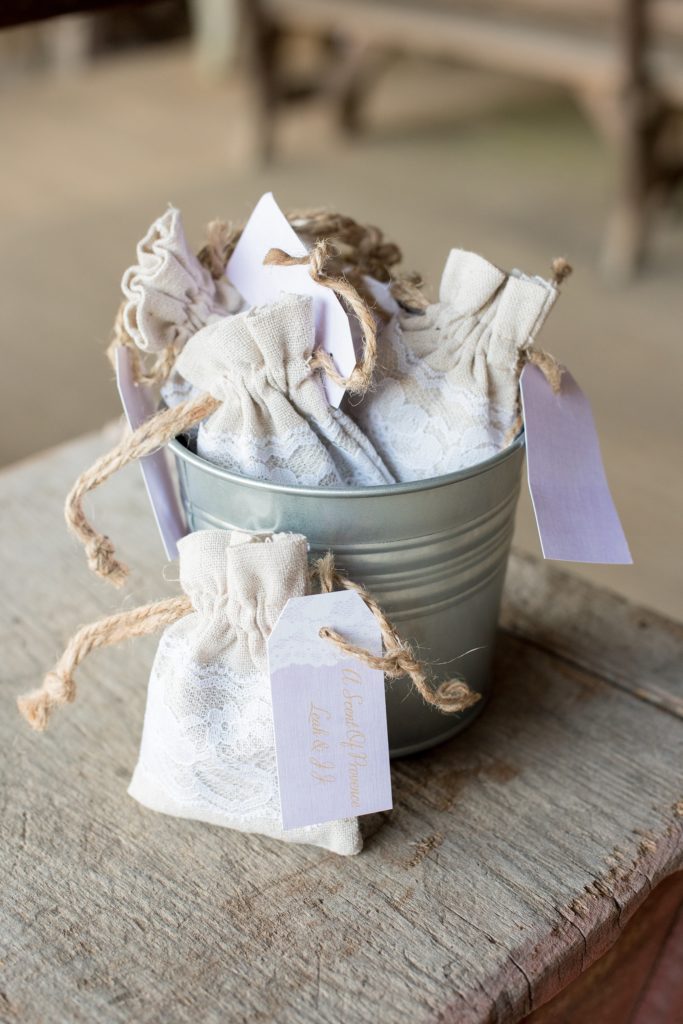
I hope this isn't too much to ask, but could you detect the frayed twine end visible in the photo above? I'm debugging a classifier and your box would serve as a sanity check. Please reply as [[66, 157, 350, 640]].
[[551, 257, 572, 287], [433, 679, 481, 714], [17, 671, 74, 731]]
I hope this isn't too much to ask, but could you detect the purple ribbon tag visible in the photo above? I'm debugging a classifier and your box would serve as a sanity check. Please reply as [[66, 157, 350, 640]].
[[520, 363, 632, 564], [268, 591, 393, 830], [115, 346, 187, 561]]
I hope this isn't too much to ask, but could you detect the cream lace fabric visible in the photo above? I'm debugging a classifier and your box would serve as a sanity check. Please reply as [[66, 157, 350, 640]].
[[129, 530, 362, 855], [354, 249, 559, 482], [121, 206, 241, 354], [174, 293, 395, 487]]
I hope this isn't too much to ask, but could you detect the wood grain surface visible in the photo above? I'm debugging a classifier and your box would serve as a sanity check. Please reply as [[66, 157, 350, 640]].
[[1, 431, 681, 1024], [522, 872, 683, 1023]]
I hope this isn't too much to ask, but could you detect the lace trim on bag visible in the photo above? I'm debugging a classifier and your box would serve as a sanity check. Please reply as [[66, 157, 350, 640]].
[[136, 632, 280, 823], [197, 419, 394, 488], [356, 318, 515, 481]]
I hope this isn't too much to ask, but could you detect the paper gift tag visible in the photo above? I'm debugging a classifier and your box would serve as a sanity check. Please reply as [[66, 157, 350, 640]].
[[268, 591, 393, 830], [227, 192, 357, 408], [520, 363, 632, 564], [115, 346, 187, 560]]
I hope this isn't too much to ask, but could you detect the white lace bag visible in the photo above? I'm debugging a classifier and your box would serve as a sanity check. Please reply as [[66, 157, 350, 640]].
[[18, 525, 478, 849], [174, 292, 395, 487], [353, 249, 559, 482], [127, 529, 362, 855]]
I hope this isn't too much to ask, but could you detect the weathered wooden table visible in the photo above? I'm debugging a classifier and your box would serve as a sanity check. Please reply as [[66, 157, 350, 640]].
[[2, 433, 682, 1024]]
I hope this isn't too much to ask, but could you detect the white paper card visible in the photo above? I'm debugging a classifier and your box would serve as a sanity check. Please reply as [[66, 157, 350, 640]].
[[520, 364, 632, 564], [115, 346, 187, 560], [268, 591, 393, 829], [227, 192, 357, 407]]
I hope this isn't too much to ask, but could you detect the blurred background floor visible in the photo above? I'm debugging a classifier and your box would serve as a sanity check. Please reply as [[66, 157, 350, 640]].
[[0, 40, 681, 618]]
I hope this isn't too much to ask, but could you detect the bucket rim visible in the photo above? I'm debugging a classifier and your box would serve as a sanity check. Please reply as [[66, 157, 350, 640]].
[[169, 430, 525, 499]]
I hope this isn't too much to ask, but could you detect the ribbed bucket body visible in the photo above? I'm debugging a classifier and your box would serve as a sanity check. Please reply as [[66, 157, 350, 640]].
[[170, 436, 525, 756]]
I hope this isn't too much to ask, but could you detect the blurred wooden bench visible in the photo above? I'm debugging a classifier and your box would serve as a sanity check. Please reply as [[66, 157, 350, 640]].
[[0, 0, 161, 27], [246, 0, 683, 279]]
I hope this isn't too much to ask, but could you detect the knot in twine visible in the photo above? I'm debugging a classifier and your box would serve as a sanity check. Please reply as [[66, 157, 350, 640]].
[[85, 535, 128, 589], [18, 671, 76, 732], [311, 553, 480, 715], [264, 241, 378, 398]]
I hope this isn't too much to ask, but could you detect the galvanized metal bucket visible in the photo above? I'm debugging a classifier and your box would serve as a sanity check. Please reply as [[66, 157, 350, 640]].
[[169, 435, 525, 757]]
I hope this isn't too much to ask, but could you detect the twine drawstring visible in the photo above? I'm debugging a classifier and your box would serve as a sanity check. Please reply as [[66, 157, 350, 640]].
[[118, 207, 426, 389], [65, 393, 219, 587], [17, 595, 192, 731], [311, 553, 479, 715], [72, 219, 567, 586], [19, 553, 478, 732], [72, 211, 425, 584], [525, 349, 564, 394], [264, 241, 379, 398], [70, 235, 383, 587]]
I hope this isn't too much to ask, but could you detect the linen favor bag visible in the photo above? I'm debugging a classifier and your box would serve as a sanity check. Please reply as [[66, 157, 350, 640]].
[[174, 292, 395, 487], [353, 249, 561, 482], [64, 275, 394, 587], [17, 525, 476, 852], [126, 530, 362, 854]]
